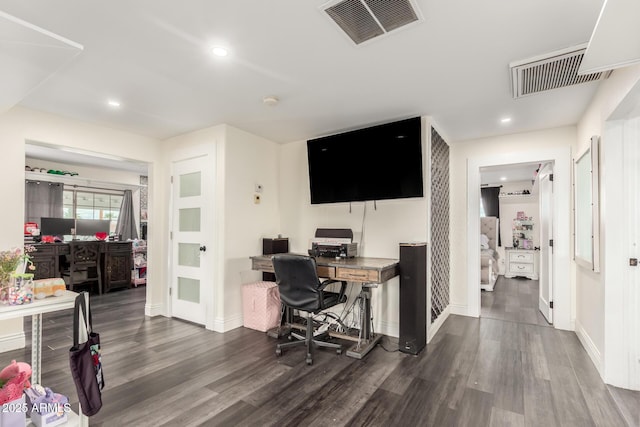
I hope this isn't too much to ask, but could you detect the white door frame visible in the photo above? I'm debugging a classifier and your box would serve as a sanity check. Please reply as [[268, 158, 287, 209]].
[[166, 143, 219, 331], [466, 146, 572, 330]]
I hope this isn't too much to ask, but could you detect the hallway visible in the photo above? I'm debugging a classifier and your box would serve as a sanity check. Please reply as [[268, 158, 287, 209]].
[[481, 276, 551, 327]]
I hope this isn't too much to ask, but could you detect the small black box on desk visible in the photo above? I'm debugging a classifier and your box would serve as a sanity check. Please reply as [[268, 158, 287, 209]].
[[262, 238, 288, 281], [263, 238, 289, 255]]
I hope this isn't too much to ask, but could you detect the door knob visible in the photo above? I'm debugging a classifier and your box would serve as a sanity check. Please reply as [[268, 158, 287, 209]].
[[200, 246, 207, 252]]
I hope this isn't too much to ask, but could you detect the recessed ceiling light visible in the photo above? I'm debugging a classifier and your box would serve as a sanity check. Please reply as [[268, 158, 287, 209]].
[[500, 176, 507, 181], [107, 100, 121, 108], [262, 95, 279, 106], [501, 117, 512, 123], [212, 46, 228, 57]]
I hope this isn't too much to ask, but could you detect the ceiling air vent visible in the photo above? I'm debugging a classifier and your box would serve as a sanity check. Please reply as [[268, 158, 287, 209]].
[[510, 44, 612, 99], [322, 0, 422, 45]]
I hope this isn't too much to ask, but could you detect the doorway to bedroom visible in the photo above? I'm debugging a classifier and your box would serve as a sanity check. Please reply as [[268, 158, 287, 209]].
[[479, 161, 554, 326]]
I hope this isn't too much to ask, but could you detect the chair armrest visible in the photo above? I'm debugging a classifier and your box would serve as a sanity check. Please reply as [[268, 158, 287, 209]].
[[320, 279, 347, 304]]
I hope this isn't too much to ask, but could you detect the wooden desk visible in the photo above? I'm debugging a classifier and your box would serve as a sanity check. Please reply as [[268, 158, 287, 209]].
[[31, 242, 132, 292], [250, 254, 399, 359]]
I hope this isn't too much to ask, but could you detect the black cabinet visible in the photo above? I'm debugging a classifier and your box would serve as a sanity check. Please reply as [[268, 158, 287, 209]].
[[31, 243, 69, 279], [101, 242, 132, 292]]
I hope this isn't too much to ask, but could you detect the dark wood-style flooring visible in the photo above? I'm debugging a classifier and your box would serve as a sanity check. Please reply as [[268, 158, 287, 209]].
[[483, 275, 639, 426], [0, 285, 634, 426], [481, 275, 551, 327]]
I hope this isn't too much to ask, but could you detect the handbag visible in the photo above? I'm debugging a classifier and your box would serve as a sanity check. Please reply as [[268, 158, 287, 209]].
[[68, 292, 104, 416]]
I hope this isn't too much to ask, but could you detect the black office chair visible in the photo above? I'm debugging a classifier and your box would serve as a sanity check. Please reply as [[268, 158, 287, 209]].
[[272, 254, 347, 365]]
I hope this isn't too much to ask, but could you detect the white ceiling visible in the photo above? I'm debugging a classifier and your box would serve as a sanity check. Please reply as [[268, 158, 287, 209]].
[[0, 10, 82, 113], [580, 0, 640, 74], [0, 0, 610, 144], [480, 162, 541, 186], [25, 141, 148, 174]]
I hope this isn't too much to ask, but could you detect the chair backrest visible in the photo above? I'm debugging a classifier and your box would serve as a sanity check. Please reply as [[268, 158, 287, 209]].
[[272, 254, 321, 312], [70, 241, 101, 265]]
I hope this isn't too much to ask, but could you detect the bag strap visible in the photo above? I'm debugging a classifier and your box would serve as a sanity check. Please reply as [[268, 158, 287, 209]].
[[73, 292, 93, 347]]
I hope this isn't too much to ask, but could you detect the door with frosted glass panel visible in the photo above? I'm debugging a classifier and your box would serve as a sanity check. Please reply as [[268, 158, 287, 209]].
[[538, 164, 553, 324], [171, 156, 212, 325]]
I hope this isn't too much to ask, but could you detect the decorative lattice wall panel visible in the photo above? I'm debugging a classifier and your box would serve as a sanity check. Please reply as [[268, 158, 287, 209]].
[[140, 175, 148, 237], [140, 176, 148, 208], [430, 127, 450, 323]]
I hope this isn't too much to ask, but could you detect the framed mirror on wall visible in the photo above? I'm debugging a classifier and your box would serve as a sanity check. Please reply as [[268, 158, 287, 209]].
[[574, 135, 600, 272]]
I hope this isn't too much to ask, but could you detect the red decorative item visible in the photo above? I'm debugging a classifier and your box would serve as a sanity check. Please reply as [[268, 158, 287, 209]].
[[24, 222, 38, 235], [95, 232, 108, 241], [41, 236, 54, 243]]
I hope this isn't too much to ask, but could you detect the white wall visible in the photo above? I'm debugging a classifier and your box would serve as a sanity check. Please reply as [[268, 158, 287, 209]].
[[576, 64, 640, 383], [277, 124, 429, 337], [162, 124, 281, 332], [222, 125, 281, 329], [450, 127, 575, 320], [0, 107, 163, 351]]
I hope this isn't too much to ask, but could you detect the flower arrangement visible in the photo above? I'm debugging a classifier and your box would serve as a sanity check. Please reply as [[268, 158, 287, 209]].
[[0, 247, 36, 305], [0, 246, 36, 284]]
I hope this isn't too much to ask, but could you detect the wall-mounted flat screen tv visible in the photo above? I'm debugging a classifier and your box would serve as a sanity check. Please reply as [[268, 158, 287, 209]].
[[307, 117, 423, 204]]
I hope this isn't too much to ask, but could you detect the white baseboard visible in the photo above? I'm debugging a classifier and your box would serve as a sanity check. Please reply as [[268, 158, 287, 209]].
[[144, 303, 164, 317], [449, 304, 468, 316], [428, 306, 450, 343], [377, 320, 399, 338], [212, 313, 244, 333], [0, 332, 26, 352], [575, 320, 603, 378]]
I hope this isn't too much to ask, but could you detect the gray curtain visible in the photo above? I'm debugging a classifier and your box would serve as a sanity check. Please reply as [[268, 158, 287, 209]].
[[25, 180, 64, 224], [115, 190, 138, 241]]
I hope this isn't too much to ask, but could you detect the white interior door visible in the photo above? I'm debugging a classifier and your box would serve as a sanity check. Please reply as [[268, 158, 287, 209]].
[[170, 155, 212, 325], [538, 164, 554, 323]]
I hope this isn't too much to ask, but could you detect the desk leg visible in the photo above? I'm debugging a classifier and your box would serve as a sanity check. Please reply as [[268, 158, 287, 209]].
[[345, 285, 382, 359], [31, 313, 42, 385]]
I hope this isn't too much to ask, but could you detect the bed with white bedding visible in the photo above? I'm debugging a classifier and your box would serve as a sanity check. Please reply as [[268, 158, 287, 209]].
[[481, 216, 500, 291]]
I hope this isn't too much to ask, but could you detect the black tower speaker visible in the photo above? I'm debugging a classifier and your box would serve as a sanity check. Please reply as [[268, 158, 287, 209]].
[[399, 242, 427, 355]]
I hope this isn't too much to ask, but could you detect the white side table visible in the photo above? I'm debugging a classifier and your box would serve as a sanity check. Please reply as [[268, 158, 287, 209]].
[[0, 291, 88, 426]]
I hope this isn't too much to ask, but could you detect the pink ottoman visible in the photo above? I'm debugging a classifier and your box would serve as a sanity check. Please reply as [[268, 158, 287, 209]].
[[242, 281, 281, 332]]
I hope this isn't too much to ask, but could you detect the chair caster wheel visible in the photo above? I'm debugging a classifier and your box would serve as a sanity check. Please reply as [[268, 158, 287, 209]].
[[336, 348, 342, 355], [306, 358, 313, 365], [275, 348, 282, 356]]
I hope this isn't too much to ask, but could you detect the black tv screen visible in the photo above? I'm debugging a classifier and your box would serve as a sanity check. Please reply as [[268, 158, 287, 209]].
[[307, 117, 423, 204]]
